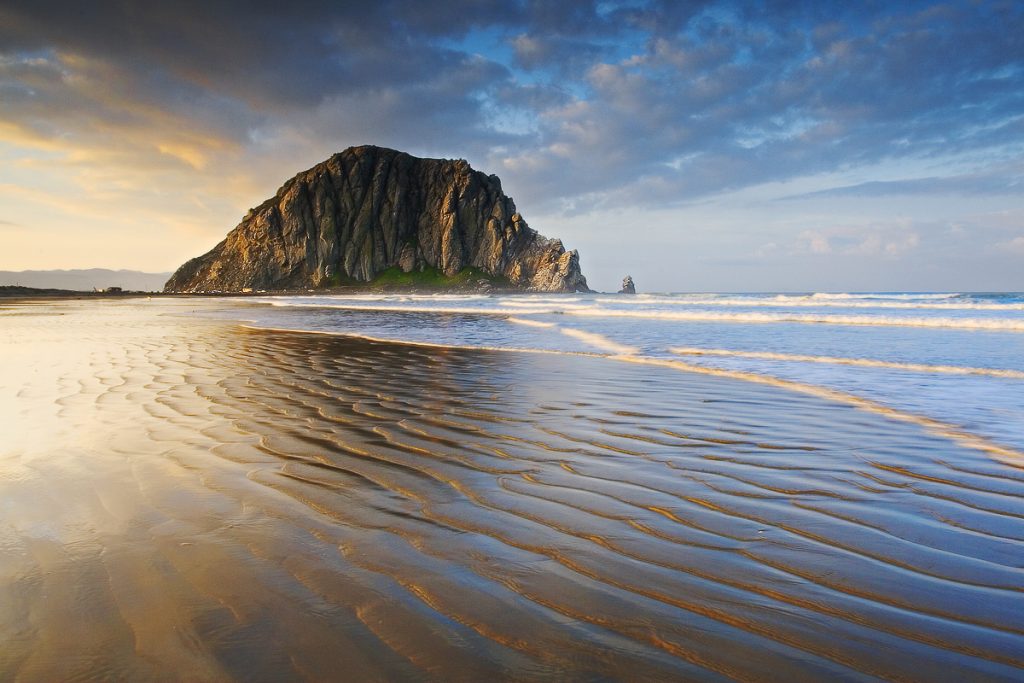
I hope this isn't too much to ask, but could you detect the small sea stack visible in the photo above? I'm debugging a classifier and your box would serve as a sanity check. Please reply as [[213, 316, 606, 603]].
[[619, 275, 636, 294]]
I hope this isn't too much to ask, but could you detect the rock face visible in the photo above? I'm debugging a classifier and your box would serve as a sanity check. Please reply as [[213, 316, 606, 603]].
[[619, 275, 636, 294], [165, 146, 590, 293]]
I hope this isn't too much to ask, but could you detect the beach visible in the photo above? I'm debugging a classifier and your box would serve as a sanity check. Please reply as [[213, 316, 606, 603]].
[[1, 297, 1023, 681]]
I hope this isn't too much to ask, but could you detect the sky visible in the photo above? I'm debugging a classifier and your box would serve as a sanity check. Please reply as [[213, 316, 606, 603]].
[[0, 0, 1021, 292]]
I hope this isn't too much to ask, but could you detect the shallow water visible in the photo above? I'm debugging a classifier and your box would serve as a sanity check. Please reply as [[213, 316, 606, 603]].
[[248, 291, 1024, 454], [1, 298, 1023, 681]]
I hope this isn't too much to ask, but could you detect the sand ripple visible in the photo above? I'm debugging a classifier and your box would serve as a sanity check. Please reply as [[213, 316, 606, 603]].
[[1, 299, 1022, 681]]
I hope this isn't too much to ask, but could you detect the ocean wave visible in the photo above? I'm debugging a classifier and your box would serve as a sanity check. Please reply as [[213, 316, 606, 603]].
[[668, 347, 1024, 379], [558, 328, 639, 355], [807, 292, 962, 301], [587, 309, 1024, 330], [264, 301, 530, 315], [260, 293, 496, 304], [263, 301, 1024, 331], [632, 292, 970, 302], [506, 317, 557, 328], [590, 297, 1024, 311], [565, 309, 1024, 330]]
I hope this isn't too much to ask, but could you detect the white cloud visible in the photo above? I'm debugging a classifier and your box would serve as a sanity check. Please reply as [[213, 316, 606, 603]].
[[797, 230, 832, 254], [998, 236, 1024, 254], [882, 232, 920, 257]]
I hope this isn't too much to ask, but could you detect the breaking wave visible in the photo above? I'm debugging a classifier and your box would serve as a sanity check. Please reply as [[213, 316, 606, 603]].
[[668, 347, 1024, 379], [264, 299, 1024, 331]]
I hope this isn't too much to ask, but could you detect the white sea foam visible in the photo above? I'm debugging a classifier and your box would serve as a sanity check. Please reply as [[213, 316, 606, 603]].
[[265, 302, 528, 315], [559, 327, 639, 355], [563, 309, 1024, 329], [669, 347, 1024, 379], [501, 297, 585, 305], [506, 317, 557, 328], [261, 299, 1024, 330], [591, 296, 1024, 311], [556, 306, 1024, 329], [807, 292, 961, 301]]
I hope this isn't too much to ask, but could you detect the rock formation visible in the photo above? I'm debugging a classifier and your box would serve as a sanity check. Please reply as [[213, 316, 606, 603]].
[[619, 275, 636, 294], [165, 146, 590, 293]]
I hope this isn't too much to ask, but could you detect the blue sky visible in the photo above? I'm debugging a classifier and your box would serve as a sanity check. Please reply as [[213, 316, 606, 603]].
[[0, 0, 1021, 291]]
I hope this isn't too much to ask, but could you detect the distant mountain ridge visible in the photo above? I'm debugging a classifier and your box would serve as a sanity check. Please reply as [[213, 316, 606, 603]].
[[0, 269, 170, 292], [165, 145, 589, 293]]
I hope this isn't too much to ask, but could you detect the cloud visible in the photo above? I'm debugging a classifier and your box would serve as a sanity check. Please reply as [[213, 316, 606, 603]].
[[1, 1, 1022, 212], [487, 2, 1024, 213], [852, 231, 921, 258], [999, 236, 1024, 254], [797, 230, 832, 254], [0, 2, 518, 107], [0, 0, 1021, 283], [509, 32, 610, 77], [794, 224, 921, 259], [781, 171, 1024, 200]]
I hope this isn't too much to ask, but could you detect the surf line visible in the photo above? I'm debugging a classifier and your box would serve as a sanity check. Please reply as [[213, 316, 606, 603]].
[[669, 347, 1024, 380], [258, 300, 1024, 330], [592, 296, 1024, 312], [618, 355, 1024, 468], [239, 323, 1024, 467], [507, 317, 641, 355]]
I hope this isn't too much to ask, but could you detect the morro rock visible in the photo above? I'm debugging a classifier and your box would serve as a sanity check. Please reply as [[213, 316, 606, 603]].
[[165, 146, 590, 293]]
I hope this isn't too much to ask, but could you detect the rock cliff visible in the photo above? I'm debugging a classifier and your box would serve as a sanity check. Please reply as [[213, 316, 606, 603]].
[[165, 146, 589, 293]]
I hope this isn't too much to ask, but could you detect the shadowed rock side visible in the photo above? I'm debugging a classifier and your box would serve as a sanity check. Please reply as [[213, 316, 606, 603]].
[[165, 146, 590, 293]]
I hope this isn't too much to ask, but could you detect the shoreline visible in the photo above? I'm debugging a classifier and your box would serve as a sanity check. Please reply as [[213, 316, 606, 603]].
[[0, 285, 600, 301], [239, 321, 1024, 468], [2, 297, 1022, 680], [8, 292, 1022, 464]]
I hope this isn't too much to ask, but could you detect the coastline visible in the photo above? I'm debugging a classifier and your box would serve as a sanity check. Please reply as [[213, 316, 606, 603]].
[[243, 321, 1024, 467], [2, 297, 1022, 681], [0, 284, 584, 301]]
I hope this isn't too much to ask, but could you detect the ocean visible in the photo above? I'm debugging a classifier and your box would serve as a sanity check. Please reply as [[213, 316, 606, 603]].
[[247, 291, 1024, 455]]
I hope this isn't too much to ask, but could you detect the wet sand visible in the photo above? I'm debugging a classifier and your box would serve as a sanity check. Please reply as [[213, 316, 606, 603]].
[[1, 298, 1022, 681]]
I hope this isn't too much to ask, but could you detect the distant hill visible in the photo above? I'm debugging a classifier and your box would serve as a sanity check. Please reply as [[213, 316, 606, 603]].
[[0, 269, 171, 292]]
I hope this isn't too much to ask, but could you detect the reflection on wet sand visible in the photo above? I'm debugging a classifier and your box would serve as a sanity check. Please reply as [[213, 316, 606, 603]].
[[1, 299, 1022, 681]]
